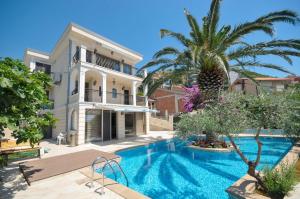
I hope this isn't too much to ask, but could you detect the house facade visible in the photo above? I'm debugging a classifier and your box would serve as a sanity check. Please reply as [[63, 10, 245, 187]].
[[231, 76, 300, 95], [24, 23, 151, 145]]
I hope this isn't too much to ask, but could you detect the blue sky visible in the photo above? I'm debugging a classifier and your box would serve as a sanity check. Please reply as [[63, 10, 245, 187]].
[[0, 0, 300, 77]]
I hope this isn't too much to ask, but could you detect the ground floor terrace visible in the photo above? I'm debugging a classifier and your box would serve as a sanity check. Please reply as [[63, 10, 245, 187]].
[[52, 103, 151, 145]]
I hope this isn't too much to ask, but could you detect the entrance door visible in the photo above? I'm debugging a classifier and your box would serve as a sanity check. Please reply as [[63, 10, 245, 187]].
[[103, 110, 111, 141], [124, 90, 130, 105], [111, 112, 117, 139]]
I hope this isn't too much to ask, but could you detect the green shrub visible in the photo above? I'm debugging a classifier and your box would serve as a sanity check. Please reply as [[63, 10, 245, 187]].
[[262, 162, 297, 199]]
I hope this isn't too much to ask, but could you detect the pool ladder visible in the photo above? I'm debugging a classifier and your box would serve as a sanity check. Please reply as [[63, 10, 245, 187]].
[[90, 156, 129, 195]]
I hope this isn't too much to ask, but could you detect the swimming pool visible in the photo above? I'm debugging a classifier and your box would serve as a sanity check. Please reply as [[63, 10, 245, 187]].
[[104, 137, 292, 199]]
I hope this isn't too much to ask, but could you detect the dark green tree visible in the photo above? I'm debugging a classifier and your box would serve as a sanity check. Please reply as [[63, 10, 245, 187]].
[[0, 58, 55, 147]]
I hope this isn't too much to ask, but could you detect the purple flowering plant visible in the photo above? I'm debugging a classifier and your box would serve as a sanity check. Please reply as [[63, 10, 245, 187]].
[[183, 85, 204, 112]]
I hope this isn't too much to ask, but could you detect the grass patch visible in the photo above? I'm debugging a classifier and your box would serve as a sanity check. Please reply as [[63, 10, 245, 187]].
[[0, 149, 39, 167]]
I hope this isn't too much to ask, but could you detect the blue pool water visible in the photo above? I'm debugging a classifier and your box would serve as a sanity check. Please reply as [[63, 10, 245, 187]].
[[103, 137, 292, 199]]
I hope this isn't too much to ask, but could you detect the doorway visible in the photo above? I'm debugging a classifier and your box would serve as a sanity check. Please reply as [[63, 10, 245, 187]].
[[111, 112, 117, 139], [124, 90, 130, 105], [125, 113, 135, 136], [103, 110, 111, 141]]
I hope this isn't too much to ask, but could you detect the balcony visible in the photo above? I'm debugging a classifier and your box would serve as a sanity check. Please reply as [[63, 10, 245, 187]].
[[73, 47, 144, 78], [83, 89, 146, 106], [84, 89, 102, 103]]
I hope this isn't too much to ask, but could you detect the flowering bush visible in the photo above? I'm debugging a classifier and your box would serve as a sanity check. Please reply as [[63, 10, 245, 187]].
[[183, 85, 204, 112]]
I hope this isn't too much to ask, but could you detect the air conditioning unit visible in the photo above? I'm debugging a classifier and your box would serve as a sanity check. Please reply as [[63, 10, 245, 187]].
[[51, 72, 62, 85]]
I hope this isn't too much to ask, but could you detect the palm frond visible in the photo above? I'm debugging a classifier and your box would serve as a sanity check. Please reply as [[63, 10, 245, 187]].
[[160, 29, 192, 47], [184, 9, 204, 45], [153, 47, 181, 59], [207, 0, 221, 48], [232, 60, 295, 75]]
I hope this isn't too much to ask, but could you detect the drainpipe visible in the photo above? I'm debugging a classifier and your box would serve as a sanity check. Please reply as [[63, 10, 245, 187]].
[[66, 40, 72, 135]]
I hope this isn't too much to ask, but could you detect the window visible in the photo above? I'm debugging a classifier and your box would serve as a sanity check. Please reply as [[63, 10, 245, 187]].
[[35, 62, 51, 74], [73, 46, 80, 63], [112, 62, 120, 71], [86, 50, 92, 63], [123, 64, 132, 75], [71, 110, 78, 130], [112, 88, 117, 98], [72, 80, 78, 95], [99, 86, 102, 96]]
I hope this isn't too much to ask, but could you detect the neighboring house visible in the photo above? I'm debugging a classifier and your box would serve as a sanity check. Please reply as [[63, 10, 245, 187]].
[[23, 23, 152, 145], [231, 76, 300, 95], [149, 86, 185, 116]]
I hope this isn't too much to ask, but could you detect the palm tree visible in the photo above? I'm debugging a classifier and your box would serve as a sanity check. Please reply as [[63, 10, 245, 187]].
[[138, 0, 300, 101]]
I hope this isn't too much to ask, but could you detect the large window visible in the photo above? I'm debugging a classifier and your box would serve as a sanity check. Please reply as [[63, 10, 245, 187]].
[[112, 88, 117, 98], [35, 62, 51, 74], [123, 64, 132, 75]]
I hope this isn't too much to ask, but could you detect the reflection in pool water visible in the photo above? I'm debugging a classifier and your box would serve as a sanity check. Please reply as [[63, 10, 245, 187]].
[[102, 137, 292, 199]]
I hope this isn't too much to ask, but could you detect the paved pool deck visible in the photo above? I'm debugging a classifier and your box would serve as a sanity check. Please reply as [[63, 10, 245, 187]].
[[0, 131, 174, 199]]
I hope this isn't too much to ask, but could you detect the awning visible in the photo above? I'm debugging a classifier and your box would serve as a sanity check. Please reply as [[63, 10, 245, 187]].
[[113, 107, 158, 113]]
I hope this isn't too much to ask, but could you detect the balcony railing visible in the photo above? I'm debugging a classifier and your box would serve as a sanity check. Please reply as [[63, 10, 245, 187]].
[[84, 89, 102, 102], [106, 91, 133, 105], [83, 89, 146, 106], [73, 48, 144, 78], [137, 95, 146, 106]]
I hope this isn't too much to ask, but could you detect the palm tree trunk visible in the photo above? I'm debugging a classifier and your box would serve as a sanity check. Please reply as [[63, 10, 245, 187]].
[[205, 131, 218, 144]]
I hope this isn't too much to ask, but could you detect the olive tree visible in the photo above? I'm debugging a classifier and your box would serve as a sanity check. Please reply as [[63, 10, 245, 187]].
[[176, 91, 292, 189], [0, 58, 55, 147]]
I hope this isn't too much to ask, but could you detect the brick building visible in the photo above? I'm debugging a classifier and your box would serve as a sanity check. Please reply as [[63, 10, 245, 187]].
[[149, 86, 185, 116]]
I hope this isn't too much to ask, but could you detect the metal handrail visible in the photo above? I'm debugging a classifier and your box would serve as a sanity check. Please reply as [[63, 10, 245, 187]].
[[90, 156, 129, 195], [102, 159, 129, 187]]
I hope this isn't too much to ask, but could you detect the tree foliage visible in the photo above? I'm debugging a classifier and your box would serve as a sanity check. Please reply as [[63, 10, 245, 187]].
[[176, 91, 295, 189], [0, 58, 55, 147]]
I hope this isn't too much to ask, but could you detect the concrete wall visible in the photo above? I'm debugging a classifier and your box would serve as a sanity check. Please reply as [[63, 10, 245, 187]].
[[52, 107, 67, 138], [135, 112, 144, 135], [150, 115, 173, 131]]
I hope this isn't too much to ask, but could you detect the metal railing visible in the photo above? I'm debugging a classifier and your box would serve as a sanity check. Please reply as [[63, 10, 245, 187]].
[[84, 89, 102, 102], [83, 89, 145, 106], [106, 91, 133, 105], [90, 156, 129, 195], [137, 95, 146, 106], [72, 49, 144, 78]]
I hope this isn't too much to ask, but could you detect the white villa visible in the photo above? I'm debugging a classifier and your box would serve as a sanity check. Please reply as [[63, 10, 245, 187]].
[[23, 23, 152, 145]]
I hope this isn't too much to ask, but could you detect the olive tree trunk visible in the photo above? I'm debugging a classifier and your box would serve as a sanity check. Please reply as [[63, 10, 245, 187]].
[[227, 127, 266, 190]]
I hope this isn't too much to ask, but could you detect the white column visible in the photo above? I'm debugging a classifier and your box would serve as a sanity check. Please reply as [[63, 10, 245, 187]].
[[132, 80, 137, 106], [145, 112, 150, 134], [29, 60, 36, 71], [80, 45, 86, 62], [117, 112, 125, 139], [101, 72, 107, 104], [78, 67, 86, 102], [143, 69, 149, 106]]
